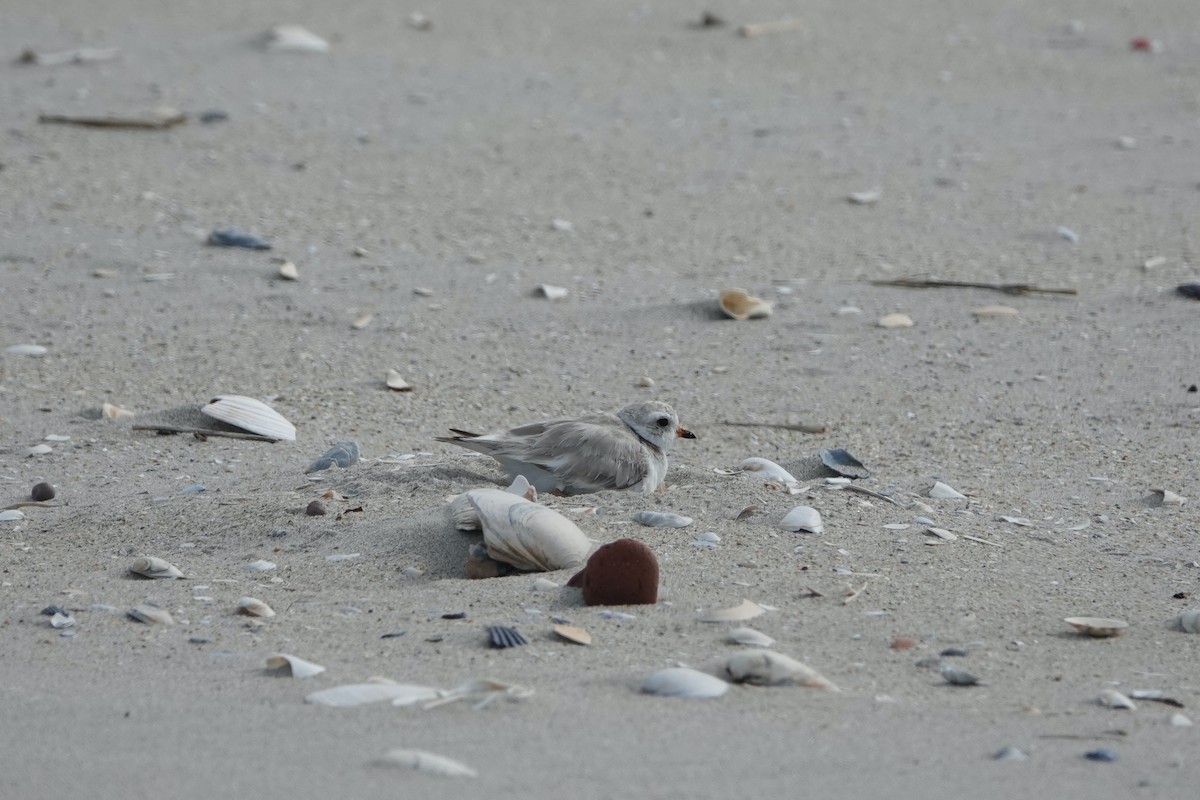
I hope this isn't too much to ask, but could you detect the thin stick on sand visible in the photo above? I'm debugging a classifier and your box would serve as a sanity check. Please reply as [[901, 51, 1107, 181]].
[[131, 424, 278, 442], [961, 534, 1004, 548], [719, 420, 829, 434], [871, 277, 1077, 296]]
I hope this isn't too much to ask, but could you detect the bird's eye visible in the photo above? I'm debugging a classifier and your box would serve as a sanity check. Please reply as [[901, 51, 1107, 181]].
[[656, 417, 670, 427]]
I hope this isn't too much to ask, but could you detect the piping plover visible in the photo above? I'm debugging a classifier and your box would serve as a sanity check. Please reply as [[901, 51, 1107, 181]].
[[436, 401, 696, 495]]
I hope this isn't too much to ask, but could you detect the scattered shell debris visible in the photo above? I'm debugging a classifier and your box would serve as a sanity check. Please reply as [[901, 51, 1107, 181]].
[[486, 625, 528, 648], [642, 667, 728, 699], [726, 628, 775, 648], [1169, 610, 1200, 633], [39, 106, 186, 129], [1097, 689, 1136, 710], [352, 313, 374, 330], [928, 481, 967, 500], [306, 681, 442, 708], [632, 510, 693, 528], [265, 654, 326, 679], [1150, 487, 1187, 507], [972, 305, 1019, 318], [207, 228, 271, 250], [277, 261, 299, 280], [938, 661, 981, 686], [1064, 617, 1128, 638], [818, 448, 869, 479], [0, 510, 25, 522], [847, 188, 882, 205], [718, 288, 772, 320], [128, 556, 184, 579], [18, 46, 120, 66], [243, 560, 277, 572], [305, 441, 359, 473], [552, 624, 591, 645], [103, 401, 135, 419], [6, 344, 48, 356]]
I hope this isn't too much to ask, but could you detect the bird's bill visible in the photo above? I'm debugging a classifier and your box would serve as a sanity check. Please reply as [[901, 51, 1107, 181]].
[[676, 427, 697, 440]]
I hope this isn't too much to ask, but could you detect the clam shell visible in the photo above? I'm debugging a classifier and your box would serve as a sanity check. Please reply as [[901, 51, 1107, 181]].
[[385, 369, 413, 392], [537, 284, 569, 300], [373, 749, 477, 778], [1064, 616, 1128, 637], [237, 596, 275, 618], [780, 505, 823, 534], [818, 448, 869, 479], [719, 288, 772, 321], [460, 489, 591, 572], [305, 441, 359, 473], [877, 312, 914, 329], [739, 457, 796, 484], [552, 624, 592, 645], [724, 650, 838, 690], [700, 598, 765, 623], [631, 510, 693, 528], [1097, 688, 1136, 710], [642, 667, 729, 699], [0, 510, 25, 522], [128, 556, 184, 579], [201, 395, 296, 441], [264, 24, 330, 54], [128, 604, 174, 625], [727, 627, 775, 648], [1169, 609, 1200, 633], [265, 653, 326, 679], [102, 401, 135, 419], [929, 481, 967, 500], [306, 681, 441, 708]]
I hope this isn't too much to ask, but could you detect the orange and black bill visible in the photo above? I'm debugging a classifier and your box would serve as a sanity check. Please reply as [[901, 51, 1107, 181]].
[[676, 427, 697, 439]]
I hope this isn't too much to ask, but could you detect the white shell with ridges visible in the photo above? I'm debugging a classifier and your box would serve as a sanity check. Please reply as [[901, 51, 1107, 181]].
[[201, 395, 296, 441]]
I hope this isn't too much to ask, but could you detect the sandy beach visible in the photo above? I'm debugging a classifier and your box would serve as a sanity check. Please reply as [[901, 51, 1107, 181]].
[[2, 2, 1198, 798]]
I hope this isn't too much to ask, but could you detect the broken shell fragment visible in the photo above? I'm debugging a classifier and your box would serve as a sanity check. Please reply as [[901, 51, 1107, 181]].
[[305, 440, 359, 473], [929, 481, 967, 500], [486, 625, 527, 648], [877, 312, 914, 329], [1168, 610, 1200, 633], [718, 288, 773, 321], [201, 395, 296, 441], [128, 556, 184, 579], [265, 653, 326, 678], [938, 661, 980, 686], [5, 344, 48, 356], [373, 749, 477, 778], [700, 598, 765, 623], [536, 284, 568, 300], [277, 261, 299, 281], [306, 681, 441, 708], [972, 305, 1019, 318], [385, 370, 413, 392], [1065, 617, 1128, 638], [237, 596, 276, 618], [263, 24, 330, 54], [818, 448, 869, 479], [631, 510, 693, 528], [1097, 688, 1136, 710], [727, 627, 775, 648], [642, 667, 728, 699], [848, 188, 882, 205], [452, 489, 590, 573], [102, 401, 134, 419], [780, 506, 823, 534], [0, 510, 24, 522], [128, 604, 174, 625], [739, 457, 797, 484], [724, 650, 838, 690], [1150, 487, 1187, 507], [552, 624, 592, 645]]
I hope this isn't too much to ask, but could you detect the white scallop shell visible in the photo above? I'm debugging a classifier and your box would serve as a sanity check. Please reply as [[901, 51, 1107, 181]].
[[0, 510, 25, 522], [201, 395, 296, 441], [642, 667, 729, 699], [128, 604, 174, 625], [780, 505, 823, 534], [929, 481, 967, 500], [1097, 688, 1136, 710], [265, 653, 326, 679], [700, 598, 765, 623], [1170, 609, 1200, 633], [739, 457, 797, 484], [306, 681, 441, 708], [128, 556, 184, 579], [457, 489, 591, 572], [373, 749, 477, 778], [724, 650, 838, 689], [237, 596, 275, 618], [727, 627, 775, 648]]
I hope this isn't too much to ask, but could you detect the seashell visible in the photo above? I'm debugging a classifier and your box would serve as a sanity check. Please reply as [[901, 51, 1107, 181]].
[[237, 596, 275, 618], [695, 531, 721, 544], [26, 444, 52, 456], [1150, 487, 1187, 507], [1171, 713, 1193, 727], [1056, 226, 1080, 244], [1064, 616, 1128, 638], [49, 612, 75, 629], [243, 559, 276, 572], [993, 746, 1029, 761], [632, 510, 693, 528], [552, 624, 591, 645], [718, 288, 772, 321], [201, 395, 296, 441], [486, 625, 527, 648], [457, 489, 590, 572], [819, 448, 869, 479], [973, 305, 1018, 318], [128, 604, 174, 625], [265, 653, 326, 678], [739, 457, 796, 484], [1097, 688, 1136, 710], [780, 506, 823, 534], [642, 667, 729, 699], [0, 510, 25, 522], [505, 475, 537, 501], [102, 401, 134, 419], [877, 312, 914, 329], [373, 749, 477, 778], [351, 313, 374, 330], [129, 556, 184, 579], [264, 24, 330, 54], [536, 284, 569, 300], [207, 228, 272, 249], [305, 441, 359, 473], [6, 344, 48, 356], [847, 189, 881, 205], [568, 539, 659, 606], [277, 261, 299, 280], [727, 627, 775, 648], [938, 661, 980, 686], [926, 527, 957, 541], [306, 500, 326, 516], [929, 481, 967, 500], [1168, 609, 1200, 633], [700, 598, 765, 623], [532, 577, 558, 591], [306, 681, 441, 708], [724, 650, 838, 690], [385, 370, 413, 392]]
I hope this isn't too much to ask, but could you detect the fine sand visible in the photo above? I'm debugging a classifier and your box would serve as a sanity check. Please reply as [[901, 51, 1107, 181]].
[[2, 2, 1198, 798]]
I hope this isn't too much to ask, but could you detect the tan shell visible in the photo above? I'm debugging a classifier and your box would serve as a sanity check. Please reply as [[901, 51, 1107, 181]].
[[552, 624, 592, 645], [237, 596, 276, 618], [719, 288, 773, 321], [265, 653, 326, 678], [877, 312, 914, 329], [128, 556, 184, 579], [459, 489, 591, 572], [724, 650, 838, 690], [700, 598, 765, 623], [201, 395, 296, 441], [128, 604, 174, 625], [1064, 616, 1128, 637], [972, 305, 1018, 318]]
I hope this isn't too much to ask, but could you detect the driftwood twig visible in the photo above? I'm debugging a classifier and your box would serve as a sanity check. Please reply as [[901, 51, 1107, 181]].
[[871, 277, 1077, 296], [131, 425, 277, 442]]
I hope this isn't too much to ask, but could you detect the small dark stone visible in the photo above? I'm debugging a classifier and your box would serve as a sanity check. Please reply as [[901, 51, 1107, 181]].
[[441, 611, 466, 620], [305, 500, 326, 516], [198, 110, 229, 124], [1177, 281, 1200, 300], [380, 630, 407, 639], [268, 528, 289, 538], [31, 482, 55, 501], [1084, 748, 1119, 763], [1188, 385, 1198, 393], [188, 636, 212, 644], [939, 647, 970, 658], [486, 625, 527, 648], [568, 538, 659, 606], [206, 228, 271, 250], [41, 605, 68, 616], [1175, 591, 1191, 599]]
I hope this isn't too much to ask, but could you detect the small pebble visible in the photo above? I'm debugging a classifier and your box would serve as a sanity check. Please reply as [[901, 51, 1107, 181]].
[[1084, 748, 1118, 763], [1176, 282, 1200, 300], [198, 110, 229, 124], [207, 228, 272, 250], [1055, 226, 1079, 244], [306, 500, 327, 516], [31, 482, 55, 501]]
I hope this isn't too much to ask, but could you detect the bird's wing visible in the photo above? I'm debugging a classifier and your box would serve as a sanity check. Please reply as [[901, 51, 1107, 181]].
[[515, 418, 650, 492]]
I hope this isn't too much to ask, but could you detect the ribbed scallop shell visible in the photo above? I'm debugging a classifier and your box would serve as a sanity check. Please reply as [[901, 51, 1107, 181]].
[[201, 395, 296, 441], [461, 489, 590, 572]]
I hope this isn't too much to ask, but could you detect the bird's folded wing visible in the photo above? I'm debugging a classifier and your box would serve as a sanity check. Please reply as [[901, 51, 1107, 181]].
[[520, 422, 648, 491]]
